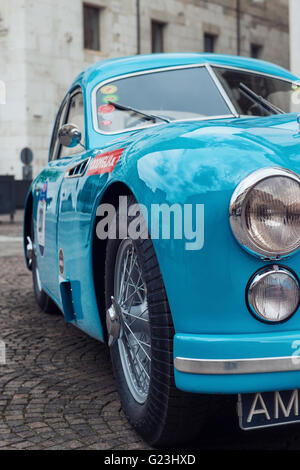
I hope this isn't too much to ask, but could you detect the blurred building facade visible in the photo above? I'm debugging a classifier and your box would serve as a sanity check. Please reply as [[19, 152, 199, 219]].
[[0, 0, 290, 179]]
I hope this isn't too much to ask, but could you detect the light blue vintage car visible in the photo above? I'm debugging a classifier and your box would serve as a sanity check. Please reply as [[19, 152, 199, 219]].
[[24, 53, 300, 446]]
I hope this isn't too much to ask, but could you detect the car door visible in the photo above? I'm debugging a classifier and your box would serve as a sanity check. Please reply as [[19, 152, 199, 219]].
[[56, 89, 94, 323], [35, 88, 87, 304]]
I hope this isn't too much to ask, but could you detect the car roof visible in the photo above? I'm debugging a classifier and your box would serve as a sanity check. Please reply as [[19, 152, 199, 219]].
[[71, 53, 299, 92]]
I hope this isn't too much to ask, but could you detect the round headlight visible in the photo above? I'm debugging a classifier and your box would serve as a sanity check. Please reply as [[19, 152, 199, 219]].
[[230, 167, 300, 259], [247, 266, 300, 323]]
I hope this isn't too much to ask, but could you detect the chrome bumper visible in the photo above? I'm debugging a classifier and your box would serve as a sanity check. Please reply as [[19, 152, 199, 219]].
[[174, 356, 300, 375]]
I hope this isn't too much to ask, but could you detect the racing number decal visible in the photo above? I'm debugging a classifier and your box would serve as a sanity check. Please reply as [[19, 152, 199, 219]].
[[36, 182, 48, 256], [87, 148, 124, 176]]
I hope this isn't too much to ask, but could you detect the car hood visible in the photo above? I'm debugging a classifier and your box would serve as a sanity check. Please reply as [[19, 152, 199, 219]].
[[130, 112, 300, 162], [119, 113, 300, 204]]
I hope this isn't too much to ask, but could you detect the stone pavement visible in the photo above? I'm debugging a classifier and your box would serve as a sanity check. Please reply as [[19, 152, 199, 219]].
[[2, 212, 300, 451], [0, 212, 148, 450]]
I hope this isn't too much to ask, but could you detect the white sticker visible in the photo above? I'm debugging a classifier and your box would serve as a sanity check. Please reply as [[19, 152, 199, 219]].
[[36, 182, 48, 256]]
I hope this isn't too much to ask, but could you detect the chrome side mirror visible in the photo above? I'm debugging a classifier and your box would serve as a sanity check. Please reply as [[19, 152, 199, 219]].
[[58, 123, 83, 148]]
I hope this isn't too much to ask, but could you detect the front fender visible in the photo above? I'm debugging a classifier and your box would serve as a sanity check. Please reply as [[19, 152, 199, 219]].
[[110, 120, 300, 337]]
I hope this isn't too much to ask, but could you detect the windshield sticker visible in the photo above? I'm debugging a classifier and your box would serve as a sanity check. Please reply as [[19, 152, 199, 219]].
[[87, 148, 124, 176], [98, 104, 115, 114], [101, 85, 118, 95], [101, 120, 113, 127], [36, 182, 48, 257], [102, 94, 119, 104]]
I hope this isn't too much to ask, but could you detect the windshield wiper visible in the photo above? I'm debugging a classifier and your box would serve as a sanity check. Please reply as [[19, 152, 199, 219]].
[[239, 82, 284, 115], [107, 101, 171, 123]]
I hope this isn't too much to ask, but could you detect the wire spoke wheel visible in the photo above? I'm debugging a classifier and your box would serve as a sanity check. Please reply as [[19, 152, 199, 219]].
[[114, 238, 151, 404], [105, 197, 212, 447]]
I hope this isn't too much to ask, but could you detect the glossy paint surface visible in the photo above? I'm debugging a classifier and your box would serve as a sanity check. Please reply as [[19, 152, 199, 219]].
[[24, 53, 300, 393], [174, 333, 300, 394]]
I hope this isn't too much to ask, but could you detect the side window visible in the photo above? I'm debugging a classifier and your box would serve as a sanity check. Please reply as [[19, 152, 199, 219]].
[[50, 99, 68, 161], [60, 92, 85, 158]]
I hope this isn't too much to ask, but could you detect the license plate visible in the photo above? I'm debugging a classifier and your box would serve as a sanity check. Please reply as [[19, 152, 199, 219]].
[[238, 390, 300, 430]]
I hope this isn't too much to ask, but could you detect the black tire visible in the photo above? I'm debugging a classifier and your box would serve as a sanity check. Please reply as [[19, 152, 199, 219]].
[[31, 218, 60, 314], [105, 197, 213, 448]]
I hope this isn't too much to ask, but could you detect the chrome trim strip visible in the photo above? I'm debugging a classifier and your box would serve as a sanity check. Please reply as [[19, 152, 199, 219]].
[[91, 63, 235, 135], [174, 356, 300, 375], [211, 62, 299, 85]]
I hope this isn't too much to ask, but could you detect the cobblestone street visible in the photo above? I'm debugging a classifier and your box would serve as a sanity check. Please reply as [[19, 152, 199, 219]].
[[2, 212, 300, 451], [0, 212, 148, 450]]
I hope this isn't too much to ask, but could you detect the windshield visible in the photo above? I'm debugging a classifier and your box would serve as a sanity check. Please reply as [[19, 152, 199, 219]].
[[213, 67, 299, 117], [95, 66, 231, 132]]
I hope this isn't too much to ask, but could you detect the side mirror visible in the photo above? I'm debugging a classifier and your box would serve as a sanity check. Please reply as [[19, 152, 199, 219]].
[[58, 123, 83, 148]]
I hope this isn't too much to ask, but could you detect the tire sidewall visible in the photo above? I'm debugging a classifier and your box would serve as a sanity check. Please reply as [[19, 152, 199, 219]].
[[32, 245, 48, 310]]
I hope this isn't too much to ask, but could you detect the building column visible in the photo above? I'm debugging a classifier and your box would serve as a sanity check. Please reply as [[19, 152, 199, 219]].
[[290, 0, 300, 76]]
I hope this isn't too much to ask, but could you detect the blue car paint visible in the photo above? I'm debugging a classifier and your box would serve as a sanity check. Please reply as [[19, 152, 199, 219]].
[[24, 53, 300, 393], [174, 333, 300, 394]]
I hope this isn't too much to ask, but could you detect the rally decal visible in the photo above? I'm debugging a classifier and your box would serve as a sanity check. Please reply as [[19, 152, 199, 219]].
[[100, 84, 118, 95], [102, 94, 119, 104], [100, 119, 113, 127], [98, 104, 115, 114], [36, 182, 48, 256], [87, 148, 124, 176]]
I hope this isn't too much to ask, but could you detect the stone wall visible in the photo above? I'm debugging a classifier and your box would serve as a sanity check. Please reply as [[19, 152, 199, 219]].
[[0, 0, 290, 178]]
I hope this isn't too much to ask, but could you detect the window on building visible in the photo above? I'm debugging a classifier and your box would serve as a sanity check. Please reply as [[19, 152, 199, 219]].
[[152, 21, 165, 53], [204, 33, 217, 53], [83, 4, 101, 51], [251, 43, 263, 59]]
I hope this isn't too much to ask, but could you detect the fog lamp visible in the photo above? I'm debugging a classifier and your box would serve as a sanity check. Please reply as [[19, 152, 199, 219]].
[[247, 266, 300, 323]]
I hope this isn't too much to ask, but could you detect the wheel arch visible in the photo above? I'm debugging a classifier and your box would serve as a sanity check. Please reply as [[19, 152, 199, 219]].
[[92, 181, 134, 341]]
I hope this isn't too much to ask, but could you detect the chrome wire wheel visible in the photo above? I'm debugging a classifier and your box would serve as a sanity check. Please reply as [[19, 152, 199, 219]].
[[105, 197, 212, 447], [114, 238, 151, 404]]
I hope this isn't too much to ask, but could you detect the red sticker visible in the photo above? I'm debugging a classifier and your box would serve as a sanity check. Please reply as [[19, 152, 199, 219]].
[[101, 120, 112, 127], [87, 148, 124, 176], [98, 104, 115, 114]]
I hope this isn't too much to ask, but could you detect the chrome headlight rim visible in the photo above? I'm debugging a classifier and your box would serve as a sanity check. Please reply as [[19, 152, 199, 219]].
[[229, 167, 300, 260], [246, 265, 300, 325]]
